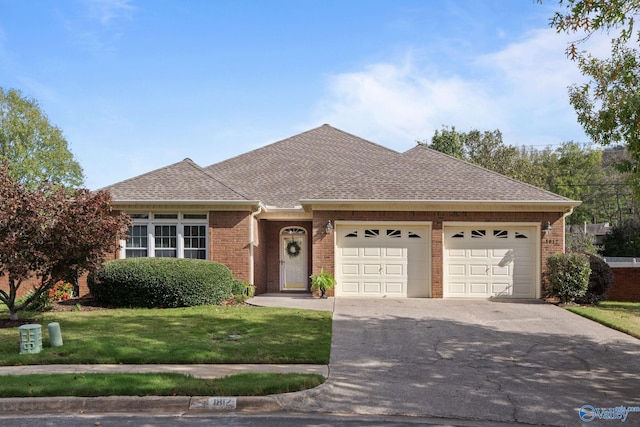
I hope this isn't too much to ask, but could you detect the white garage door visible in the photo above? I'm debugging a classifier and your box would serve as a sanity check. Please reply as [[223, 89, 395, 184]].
[[336, 224, 430, 297], [444, 225, 537, 298]]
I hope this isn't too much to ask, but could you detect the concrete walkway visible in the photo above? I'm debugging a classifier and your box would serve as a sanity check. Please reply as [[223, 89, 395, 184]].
[[0, 363, 328, 378]]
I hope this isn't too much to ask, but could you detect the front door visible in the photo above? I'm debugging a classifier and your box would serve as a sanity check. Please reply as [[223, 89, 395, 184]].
[[280, 227, 307, 290]]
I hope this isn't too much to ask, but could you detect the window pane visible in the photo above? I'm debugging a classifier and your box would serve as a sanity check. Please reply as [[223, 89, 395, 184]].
[[184, 225, 206, 259], [155, 225, 176, 256], [127, 225, 147, 249]]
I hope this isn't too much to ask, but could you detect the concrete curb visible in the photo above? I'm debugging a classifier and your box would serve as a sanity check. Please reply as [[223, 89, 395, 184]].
[[0, 395, 286, 414]]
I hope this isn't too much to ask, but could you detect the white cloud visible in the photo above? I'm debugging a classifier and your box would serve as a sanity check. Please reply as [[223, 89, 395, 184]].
[[313, 27, 614, 150], [82, 0, 134, 26]]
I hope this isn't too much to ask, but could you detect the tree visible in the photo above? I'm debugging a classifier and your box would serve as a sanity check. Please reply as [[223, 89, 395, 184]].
[[544, 1, 640, 198], [422, 126, 521, 174], [0, 164, 130, 320], [600, 219, 640, 257], [425, 126, 466, 159], [0, 87, 83, 189]]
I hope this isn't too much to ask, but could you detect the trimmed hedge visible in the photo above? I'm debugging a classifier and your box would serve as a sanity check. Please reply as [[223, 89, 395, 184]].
[[88, 258, 233, 308]]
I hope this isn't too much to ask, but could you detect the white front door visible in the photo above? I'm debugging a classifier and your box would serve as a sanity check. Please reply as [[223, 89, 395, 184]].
[[280, 227, 307, 290]]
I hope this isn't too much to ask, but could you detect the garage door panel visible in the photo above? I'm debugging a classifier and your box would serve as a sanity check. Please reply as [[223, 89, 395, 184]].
[[470, 249, 488, 257], [385, 264, 404, 275], [363, 247, 381, 257], [336, 225, 430, 297], [470, 264, 489, 276], [444, 225, 537, 298], [449, 264, 466, 275], [492, 265, 510, 276], [492, 283, 511, 294], [341, 282, 360, 294], [385, 282, 403, 293], [385, 247, 404, 257], [363, 264, 382, 275], [341, 247, 359, 257], [448, 283, 466, 294], [470, 283, 488, 294], [363, 282, 381, 293], [341, 264, 359, 275], [448, 248, 466, 257]]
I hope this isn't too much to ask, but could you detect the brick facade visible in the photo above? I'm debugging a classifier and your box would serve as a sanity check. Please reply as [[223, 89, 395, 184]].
[[209, 210, 253, 283], [607, 268, 640, 302]]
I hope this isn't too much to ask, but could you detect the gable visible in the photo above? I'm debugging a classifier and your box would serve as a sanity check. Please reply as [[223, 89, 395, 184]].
[[103, 158, 248, 202], [205, 124, 399, 208]]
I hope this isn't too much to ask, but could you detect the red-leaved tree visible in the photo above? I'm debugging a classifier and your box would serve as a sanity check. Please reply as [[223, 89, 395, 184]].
[[0, 164, 130, 320]]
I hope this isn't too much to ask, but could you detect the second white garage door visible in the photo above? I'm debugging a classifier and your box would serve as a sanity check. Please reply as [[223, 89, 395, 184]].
[[444, 225, 538, 298], [335, 224, 430, 297]]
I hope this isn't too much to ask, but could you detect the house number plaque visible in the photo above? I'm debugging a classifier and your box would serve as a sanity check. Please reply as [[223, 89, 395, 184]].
[[206, 397, 237, 410]]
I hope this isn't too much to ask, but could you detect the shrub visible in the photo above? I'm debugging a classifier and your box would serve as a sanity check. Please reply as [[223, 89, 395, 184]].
[[17, 289, 51, 312], [16, 280, 74, 312], [546, 253, 591, 304], [88, 258, 234, 308], [230, 280, 254, 303], [49, 280, 74, 302], [576, 254, 614, 305]]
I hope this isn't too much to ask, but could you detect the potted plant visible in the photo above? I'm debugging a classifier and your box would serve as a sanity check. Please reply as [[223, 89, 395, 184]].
[[310, 269, 336, 299]]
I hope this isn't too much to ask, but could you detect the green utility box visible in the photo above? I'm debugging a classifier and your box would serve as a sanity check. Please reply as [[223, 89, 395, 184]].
[[19, 324, 42, 354]]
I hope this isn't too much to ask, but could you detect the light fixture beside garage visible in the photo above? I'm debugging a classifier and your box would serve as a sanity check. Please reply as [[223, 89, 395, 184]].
[[545, 221, 553, 235], [325, 220, 333, 234]]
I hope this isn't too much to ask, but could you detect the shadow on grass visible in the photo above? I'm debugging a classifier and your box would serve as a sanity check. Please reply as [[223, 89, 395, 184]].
[[0, 306, 331, 365]]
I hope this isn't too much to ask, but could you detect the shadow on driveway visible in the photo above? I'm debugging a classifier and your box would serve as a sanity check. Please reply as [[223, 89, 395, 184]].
[[281, 299, 640, 427]]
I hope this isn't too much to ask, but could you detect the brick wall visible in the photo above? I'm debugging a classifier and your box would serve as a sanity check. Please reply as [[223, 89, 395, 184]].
[[209, 210, 253, 282], [607, 268, 640, 302], [311, 210, 566, 298]]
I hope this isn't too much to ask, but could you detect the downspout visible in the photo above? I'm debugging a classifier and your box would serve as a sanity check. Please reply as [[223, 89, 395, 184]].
[[249, 205, 263, 287]]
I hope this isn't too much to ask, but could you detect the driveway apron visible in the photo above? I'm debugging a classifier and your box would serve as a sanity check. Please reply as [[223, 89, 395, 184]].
[[280, 298, 640, 426]]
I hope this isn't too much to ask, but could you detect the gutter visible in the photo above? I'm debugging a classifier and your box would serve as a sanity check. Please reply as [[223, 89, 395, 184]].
[[249, 205, 263, 287]]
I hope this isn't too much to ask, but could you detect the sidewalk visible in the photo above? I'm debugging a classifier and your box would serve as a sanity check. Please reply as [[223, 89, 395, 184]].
[[0, 294, 333, 415], [0, 363, 328, 378]]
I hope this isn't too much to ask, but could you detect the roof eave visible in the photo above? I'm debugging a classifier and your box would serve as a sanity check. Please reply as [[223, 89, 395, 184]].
[[112, 200, 264, 208], [299, 199, 581, 212]]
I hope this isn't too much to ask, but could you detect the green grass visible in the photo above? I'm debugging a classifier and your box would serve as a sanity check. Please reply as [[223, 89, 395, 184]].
[[0, 372, 326, 397], [566, 301, 640, 339], [0, 305, 332, 365]]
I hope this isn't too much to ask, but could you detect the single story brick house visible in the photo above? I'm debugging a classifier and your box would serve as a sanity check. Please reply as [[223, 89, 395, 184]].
[[103, 124, 579, 299]]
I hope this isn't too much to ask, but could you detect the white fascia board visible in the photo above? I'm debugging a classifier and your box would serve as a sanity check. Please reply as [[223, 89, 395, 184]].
[[112, 200, 263, 206], [299, 199, 581, 210]]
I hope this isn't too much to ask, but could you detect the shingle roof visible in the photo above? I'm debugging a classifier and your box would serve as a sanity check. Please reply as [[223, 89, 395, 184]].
[[104, 124, 578, 208], [204, 124, 398, 207], [305, 144, 574, 202], [103, 158, 248, 202]]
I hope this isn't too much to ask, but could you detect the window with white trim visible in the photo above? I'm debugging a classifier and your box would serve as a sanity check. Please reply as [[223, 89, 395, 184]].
[[122, 212, 208, 259], [184, 225, 207, 259], [126, 225, 148, 258]]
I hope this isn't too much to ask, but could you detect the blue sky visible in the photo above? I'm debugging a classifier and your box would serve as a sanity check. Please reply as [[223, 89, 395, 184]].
[[0, 0, 603, 189]]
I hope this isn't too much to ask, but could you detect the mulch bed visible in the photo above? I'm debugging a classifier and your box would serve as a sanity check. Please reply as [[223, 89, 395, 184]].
[[0, 297, 109, 329]]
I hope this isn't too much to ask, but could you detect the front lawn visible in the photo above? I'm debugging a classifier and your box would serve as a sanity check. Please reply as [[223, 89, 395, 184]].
[[566, 301, 640, 339], [0, 372, 325, 397], [0, 305, 332, 365]]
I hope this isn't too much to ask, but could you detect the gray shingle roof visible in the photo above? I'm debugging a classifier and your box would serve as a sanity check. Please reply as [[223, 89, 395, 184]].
[[104, 124, 577, 208], [204, 124, 399, 207], [103, 158, 248, 202], [305, 144, 574, 202]]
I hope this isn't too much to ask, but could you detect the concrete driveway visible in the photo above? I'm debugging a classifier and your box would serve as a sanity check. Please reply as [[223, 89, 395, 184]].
[[280, 298, 640, 426]]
